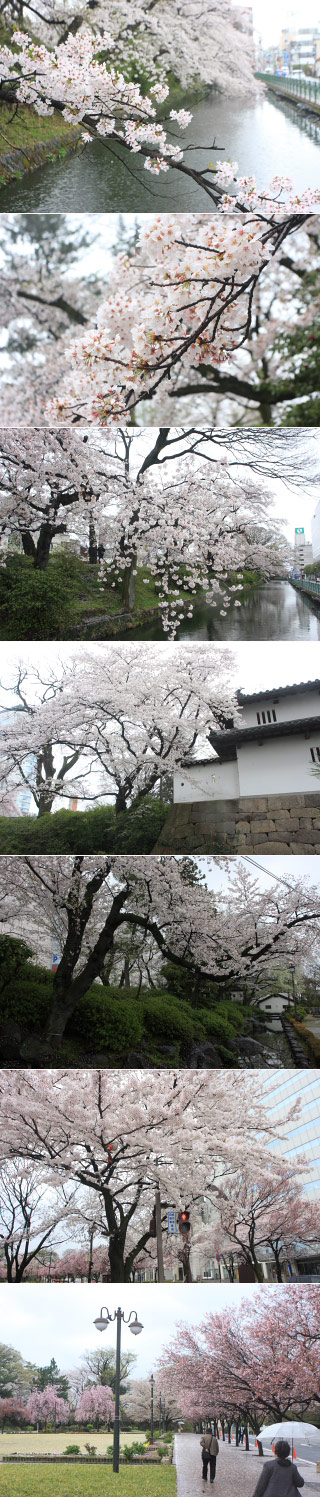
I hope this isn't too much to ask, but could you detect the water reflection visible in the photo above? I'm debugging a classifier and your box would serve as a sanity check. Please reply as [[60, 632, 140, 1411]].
[[119, 582, 320, 643], [1, 91, 320, 210]]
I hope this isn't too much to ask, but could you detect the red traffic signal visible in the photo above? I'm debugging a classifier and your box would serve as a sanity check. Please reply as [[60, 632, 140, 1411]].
[[178, 1209, 191, 1234]]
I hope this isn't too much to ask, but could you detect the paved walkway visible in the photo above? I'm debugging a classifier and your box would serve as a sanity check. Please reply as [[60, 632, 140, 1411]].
[[174, 1435, 320, 1497]]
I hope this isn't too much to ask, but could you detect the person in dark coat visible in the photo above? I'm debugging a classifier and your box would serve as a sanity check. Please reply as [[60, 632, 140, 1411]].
[[251, 1439, 305, 1497], [200, 1431, 219, 1483]]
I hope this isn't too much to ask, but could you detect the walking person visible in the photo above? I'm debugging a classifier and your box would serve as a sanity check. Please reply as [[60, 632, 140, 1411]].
[[251, 1440, 304, 1497], [200, 1430, 219, 1483]]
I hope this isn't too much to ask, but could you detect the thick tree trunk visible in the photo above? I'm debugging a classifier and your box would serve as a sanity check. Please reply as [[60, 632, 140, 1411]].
[[121, 557, 137, 612], [35, 523, 56, 570], [22, 530, 36, 561]]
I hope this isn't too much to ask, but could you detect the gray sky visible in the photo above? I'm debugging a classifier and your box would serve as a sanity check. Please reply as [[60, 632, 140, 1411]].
[[2, 640, 320, 697], [200, 854, 320, 893], [249, 0, 320, 46], [0, 1282, 275, 1377]]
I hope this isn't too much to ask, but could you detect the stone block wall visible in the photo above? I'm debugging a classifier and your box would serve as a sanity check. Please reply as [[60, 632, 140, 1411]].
[[153, 791, 320, 854]]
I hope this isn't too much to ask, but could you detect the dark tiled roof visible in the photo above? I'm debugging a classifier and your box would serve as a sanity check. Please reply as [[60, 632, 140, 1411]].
[[237, 680, 320, 704]]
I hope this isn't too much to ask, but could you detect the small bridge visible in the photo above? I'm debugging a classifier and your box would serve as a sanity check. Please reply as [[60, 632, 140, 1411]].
[[255, 72, 320, 116]]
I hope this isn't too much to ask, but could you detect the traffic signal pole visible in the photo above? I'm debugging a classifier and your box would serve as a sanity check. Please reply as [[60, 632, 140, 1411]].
[[155, 1185, 165, 1283]]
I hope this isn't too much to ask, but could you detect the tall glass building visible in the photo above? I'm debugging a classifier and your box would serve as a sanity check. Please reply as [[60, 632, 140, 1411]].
[[263, 1069, 320, 1198]]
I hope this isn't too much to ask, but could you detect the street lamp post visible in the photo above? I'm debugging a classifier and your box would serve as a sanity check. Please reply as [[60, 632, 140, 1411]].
[[93, 1306, 143, 1473], [150, 1373, 155, 1445]]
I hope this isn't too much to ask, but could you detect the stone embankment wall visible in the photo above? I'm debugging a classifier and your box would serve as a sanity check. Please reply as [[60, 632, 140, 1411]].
[[154, 791, 320, 854], [0, 129, 81, 186]]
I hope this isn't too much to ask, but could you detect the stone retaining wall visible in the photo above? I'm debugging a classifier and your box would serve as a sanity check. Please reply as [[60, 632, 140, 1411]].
[[153, 792, 320, 854], [0, 129, 81, 186]]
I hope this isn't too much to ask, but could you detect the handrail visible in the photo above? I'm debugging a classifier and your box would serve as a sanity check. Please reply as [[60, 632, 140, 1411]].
[[255, 72, 320, 105], [292, 577, 320, 597]]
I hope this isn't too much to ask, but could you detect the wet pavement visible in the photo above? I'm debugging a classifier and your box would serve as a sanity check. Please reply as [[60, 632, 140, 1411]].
[[174, 1434, 320, 1497]]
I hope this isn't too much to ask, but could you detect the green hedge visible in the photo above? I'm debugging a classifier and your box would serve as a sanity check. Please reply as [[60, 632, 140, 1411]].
[[0, 799, 169, 854]]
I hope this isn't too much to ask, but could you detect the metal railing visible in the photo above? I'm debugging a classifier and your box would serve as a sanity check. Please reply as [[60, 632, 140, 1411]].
[[293, 577, 320, 598], [256, 72, 320, 105]]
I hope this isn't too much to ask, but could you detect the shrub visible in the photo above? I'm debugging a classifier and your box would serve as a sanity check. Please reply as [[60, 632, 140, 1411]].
[[0, 799, 169, 855], [0, 555, 74, 639], [0, 934, 33, 995], [141, 994, 197, 1046], [64, 1446, 81, 1455], [66, 986, 144, 1055]]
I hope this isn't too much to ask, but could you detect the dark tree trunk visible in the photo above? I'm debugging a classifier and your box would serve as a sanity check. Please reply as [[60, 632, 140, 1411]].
[[22, 530, 36, 560], [89, 513, 98, 565]]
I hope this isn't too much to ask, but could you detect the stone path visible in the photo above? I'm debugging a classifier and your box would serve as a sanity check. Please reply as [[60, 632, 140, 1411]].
[[174, 1435, 320, 1497]]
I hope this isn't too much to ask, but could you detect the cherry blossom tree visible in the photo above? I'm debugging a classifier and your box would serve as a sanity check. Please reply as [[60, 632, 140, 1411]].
[[0, 1159, 77, 1282], [26, 1384, 70, 1429], [0, 1067, 302, 1281], [199, 1166, 320, 1282], [46, 214, 319, 426], [1, 220, 319, 429], [0, 428, 291, 634], [0, 22, 319, 210], [122, 1376, 180, 1427], [0, 643, 238, 816], [0, 1397, 28, 1432], [157, 1285, 320, 1431], [75, 1383, 115, 1427], [1, 857, 320, 1047], [1, 1, 259, 99], [51, 1245, 110, 1281], [0, 430, 115, 570]]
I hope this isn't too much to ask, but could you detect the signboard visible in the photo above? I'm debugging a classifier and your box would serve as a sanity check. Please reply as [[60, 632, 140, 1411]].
[[295, 527, 305, 534], [167, 1210, 178, 1235]]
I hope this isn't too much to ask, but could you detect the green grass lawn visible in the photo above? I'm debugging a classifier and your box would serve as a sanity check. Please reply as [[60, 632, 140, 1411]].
[[0, 1432, 142, 1456], [0, 1469, 176, 1497], [0, 102, 79, 156]]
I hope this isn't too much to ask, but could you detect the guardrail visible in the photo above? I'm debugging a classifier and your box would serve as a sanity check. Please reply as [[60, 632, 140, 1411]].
[[291, 578, 320, 600], [255, 72, 320, 107]]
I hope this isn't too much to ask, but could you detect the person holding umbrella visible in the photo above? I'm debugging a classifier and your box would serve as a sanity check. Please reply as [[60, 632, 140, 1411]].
[[251, 1439, 304, 1497]]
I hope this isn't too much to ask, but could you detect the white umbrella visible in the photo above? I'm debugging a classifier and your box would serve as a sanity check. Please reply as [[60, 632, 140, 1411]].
[[258, 1423, 320, 1460]]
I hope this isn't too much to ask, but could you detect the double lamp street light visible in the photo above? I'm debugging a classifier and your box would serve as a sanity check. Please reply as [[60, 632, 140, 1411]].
[[93, 1305, 143, 1473]]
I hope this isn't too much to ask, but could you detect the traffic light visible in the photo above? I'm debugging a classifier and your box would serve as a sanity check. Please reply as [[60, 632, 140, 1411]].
[[178, 1208, 191, 1234]]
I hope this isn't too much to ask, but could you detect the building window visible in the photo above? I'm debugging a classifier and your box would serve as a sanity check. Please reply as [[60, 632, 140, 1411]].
[[310, 747, 320, 763], [256, 708, 277, 725]]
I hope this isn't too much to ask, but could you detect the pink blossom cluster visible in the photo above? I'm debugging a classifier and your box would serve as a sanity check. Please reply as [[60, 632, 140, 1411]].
[[47, 213, 316, 425], [0, 28, 190, 174]]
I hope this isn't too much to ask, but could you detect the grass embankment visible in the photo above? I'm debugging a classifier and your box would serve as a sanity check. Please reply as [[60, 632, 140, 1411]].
[[0, 103, 81, 187], [0, 553, 259, 641], [0, 552, 203, 640], [0, 1469, 176, 1497]]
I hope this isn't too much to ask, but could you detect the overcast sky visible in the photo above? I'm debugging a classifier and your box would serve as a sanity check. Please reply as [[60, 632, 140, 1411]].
[[249, 0, 320, 46], [0, 1282, 275, 1377], [200, 853, 320, 893], [2, 640, 320, 698]]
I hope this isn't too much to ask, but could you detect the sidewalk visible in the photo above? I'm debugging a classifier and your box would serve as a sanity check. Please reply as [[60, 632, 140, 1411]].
[[174, 1434, 320, 1497]]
